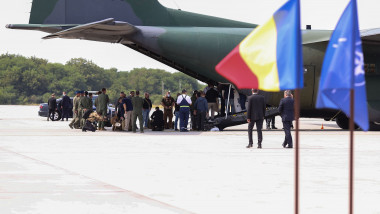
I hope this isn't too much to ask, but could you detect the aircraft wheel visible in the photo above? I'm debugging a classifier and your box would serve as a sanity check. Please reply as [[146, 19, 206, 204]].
[[336, 115, 349, 129], [369, 122, 380, 131], [336, 114, 358, 130]]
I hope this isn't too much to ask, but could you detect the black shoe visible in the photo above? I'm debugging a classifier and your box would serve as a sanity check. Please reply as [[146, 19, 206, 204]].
[[272, 126, 278, 129], [246, 144, 252, 148], [285, 145, 293, 148], [69, 124, 73, 129], [257, 143, 262, 149], [282, 142, 287, 148], [266, 126, 271, 130]]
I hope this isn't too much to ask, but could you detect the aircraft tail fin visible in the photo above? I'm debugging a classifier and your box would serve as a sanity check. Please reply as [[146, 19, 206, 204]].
[[29, 0, 255, 28]]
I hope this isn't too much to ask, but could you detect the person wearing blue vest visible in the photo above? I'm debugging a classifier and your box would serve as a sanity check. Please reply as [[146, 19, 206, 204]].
[[176, 89, 192, 132]]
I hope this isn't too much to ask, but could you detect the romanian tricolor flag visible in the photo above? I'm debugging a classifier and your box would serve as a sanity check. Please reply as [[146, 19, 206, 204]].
[[215, 0, 303, 91]]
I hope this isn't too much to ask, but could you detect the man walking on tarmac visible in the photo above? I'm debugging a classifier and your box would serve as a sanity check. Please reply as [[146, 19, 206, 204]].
[[69, 91, 81, 129], [132, 90, 145, 133], [278, 90, 294, 148], [177, 89, 192, 132], [96, 88, 109, 131], [246, 89, 266, 149]]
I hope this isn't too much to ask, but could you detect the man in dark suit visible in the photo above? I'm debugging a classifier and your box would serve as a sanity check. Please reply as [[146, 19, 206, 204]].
[[246, 89, 266, 149], [278, 90, 294, 148], [47, 93, 57, 121], [61, 91, 71, 121]]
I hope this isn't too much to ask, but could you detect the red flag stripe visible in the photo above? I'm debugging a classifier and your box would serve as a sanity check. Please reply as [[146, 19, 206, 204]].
[[216, 46, 259, 89]]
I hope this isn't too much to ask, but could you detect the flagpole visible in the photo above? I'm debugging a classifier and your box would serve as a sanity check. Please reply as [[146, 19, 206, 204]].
[[349, 89, 355, 214], [294, 88, 300, 214], [349, 1, 356, 213]]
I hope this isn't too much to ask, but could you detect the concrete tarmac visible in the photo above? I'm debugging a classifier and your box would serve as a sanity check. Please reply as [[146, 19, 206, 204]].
[[0, 105, 379, 214]]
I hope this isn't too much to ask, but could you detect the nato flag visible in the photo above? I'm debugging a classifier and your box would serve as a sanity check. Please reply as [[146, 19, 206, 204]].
[[316, 0, 369, 131]]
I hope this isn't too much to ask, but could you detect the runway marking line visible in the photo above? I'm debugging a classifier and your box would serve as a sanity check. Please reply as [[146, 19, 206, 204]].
[[0, 146, 195, 214]]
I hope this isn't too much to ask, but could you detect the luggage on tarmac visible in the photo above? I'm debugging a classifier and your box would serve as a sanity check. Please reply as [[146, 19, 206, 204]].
[[82, 120, 96, 132]]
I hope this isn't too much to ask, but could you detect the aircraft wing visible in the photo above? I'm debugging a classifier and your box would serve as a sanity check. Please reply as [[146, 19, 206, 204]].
[[6, 18, 139, 44]]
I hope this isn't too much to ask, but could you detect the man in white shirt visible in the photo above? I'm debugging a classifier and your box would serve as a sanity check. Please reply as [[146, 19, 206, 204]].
[[176, 89, 192, 132]]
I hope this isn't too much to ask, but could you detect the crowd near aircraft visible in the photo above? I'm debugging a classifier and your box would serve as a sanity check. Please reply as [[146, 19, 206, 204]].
[[6, 0, 380, 130]]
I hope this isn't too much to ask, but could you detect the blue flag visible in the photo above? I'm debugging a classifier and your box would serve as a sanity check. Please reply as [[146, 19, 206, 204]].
[[316, 0, 369, 131]]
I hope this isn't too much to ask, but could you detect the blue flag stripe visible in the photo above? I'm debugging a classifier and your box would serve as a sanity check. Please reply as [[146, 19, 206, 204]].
[[273, 0, 303, 90]]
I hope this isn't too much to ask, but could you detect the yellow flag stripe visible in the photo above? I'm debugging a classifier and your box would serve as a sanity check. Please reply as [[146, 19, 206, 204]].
[[239, 16, 280, 91]]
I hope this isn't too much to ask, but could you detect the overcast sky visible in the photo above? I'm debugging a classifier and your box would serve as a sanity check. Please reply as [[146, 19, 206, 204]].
[[0, 0, 379, 72]]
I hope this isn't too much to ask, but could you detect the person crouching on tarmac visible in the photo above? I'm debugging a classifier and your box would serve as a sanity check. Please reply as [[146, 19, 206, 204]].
[[177, 89, 192, 132], [150, 107, 164, 131], [82, 111, 104, 132]]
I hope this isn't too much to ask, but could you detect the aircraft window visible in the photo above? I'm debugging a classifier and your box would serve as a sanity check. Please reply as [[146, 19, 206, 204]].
[[364, 64, 376, 73]]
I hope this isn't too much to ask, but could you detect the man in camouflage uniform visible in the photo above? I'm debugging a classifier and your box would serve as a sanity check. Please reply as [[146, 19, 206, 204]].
[[69, 91, 81, 129], [79, 91, 93, 128], [96, 88, 109, 131], [76, 91, 85, 129], [132, 90, 144, 133]]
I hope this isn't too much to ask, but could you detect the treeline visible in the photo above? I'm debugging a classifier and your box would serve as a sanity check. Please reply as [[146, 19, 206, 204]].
[[0, 54, 205, 105]]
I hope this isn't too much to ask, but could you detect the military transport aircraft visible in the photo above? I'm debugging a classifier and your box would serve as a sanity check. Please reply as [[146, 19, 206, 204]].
[[6, 0, 380, 130]]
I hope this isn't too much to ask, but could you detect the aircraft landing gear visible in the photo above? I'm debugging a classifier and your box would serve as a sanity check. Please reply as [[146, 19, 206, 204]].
[[369, 122, 380, 131], [335, 114, 358, 130]]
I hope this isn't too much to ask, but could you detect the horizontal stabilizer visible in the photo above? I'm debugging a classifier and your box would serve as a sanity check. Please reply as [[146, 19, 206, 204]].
[[42, 18, 139, 42], [6, 23, 76, 34], [360, 28, 380, 43], [302, 30, 332, 44]]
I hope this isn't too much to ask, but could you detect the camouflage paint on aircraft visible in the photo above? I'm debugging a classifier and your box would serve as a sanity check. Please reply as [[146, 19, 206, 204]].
[[7, 0, 380, 130]]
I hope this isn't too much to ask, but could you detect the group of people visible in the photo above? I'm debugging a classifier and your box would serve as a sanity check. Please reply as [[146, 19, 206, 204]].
[[47, 92, 71, 121], [246, 89, 295, 149], [47, 85, 295, 148], [114, 88, 214, 132], [115, 90, 152, 133], [47, 89, 108, 131], [68, 88, 109, 131], [159, 83, 221, 132]]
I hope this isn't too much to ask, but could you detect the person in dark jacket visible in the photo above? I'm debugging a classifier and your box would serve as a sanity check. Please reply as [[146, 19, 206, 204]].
[[194, 91, 208, 131], [205, 84, 219, 120], [116, 97, 125, 119], [61, 91, 71, 121], [151, 107, 164, 131], [190, 90, 198, 131], [47, 93, 57, 121], [246, 89, 266, 149], [278, 90, 295, 148]]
